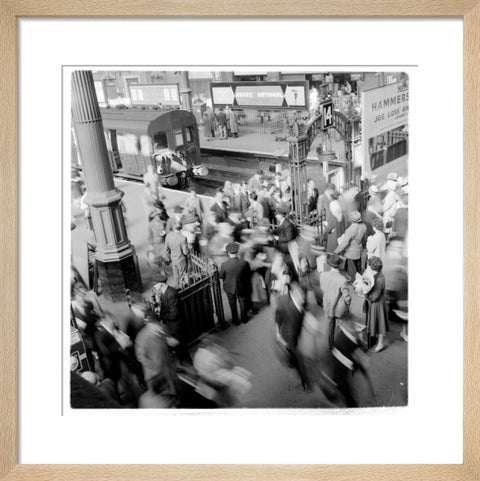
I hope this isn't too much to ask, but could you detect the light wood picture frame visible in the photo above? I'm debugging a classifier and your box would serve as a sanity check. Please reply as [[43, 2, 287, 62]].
[[1, 1, 478, 479]]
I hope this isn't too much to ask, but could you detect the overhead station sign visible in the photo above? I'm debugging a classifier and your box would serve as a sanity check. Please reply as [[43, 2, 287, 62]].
[[211, 81, 308, 109], [129, 84, 180, 106]]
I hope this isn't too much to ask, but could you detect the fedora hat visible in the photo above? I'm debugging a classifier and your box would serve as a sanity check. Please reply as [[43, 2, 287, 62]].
[[327, 253, 343, 269], [226, 242, 239, 254], [387, 172, 399, 181], [153, 271, 168, 283], [349, 210, 362, 223]]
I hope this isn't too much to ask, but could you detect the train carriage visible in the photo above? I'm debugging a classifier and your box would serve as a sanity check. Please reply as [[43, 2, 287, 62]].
[[99, 106, 208, 187]]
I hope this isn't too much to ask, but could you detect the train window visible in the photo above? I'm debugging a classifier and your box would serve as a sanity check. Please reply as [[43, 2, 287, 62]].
[[185, 127, 193, 143], [174, 129, 184, 147], [153, 132, 168, 150]]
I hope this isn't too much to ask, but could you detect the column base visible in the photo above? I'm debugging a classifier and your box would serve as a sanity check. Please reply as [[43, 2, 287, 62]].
[[96, 254, 143, 302]]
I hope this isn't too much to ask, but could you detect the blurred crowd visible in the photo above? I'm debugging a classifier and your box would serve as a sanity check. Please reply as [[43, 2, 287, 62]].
[[71, 164, 408, 409]]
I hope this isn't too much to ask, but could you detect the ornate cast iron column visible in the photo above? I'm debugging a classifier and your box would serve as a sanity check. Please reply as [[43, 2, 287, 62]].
[[71, 70, 142, 300]]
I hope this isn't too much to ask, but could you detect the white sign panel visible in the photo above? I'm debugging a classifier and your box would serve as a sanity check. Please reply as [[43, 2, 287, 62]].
[[362, 82, 409, 137], [361, 82, 409, 176]]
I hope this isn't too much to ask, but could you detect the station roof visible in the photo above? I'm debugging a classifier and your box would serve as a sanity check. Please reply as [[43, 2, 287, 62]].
[[100, 107, 195, 135]]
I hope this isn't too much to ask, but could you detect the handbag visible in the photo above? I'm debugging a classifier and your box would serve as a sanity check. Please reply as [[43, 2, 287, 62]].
[[332, 285, 351, 319]]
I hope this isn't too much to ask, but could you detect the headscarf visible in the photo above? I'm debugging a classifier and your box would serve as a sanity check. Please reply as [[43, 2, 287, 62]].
[[329, 199, 343, 222]]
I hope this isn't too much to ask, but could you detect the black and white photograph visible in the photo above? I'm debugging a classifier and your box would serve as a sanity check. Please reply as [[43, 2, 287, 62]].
[[69, 68, 409, 410]]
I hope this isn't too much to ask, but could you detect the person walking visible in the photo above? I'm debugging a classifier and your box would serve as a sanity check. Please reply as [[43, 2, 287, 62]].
[[366, 218, 386, 262], [147, 211, 169, 268], [364, 256, 389, 352], [321, 197, 345, 252], [134, 310, 177, 394], [233, 182, 250, 214], [335, 210, 367, 282], [275, 282, 311, 390], [364, 184, 383, 236], [183, 186, 204, 221], [151, 271, 190, 362], [165, 222, 190, 288], [319, 254, 352, 350], [273, 204, 298, 253], [316, 182, 336, 220], [219, 242, 252, 325], [307, 179, 319, 214], [202, 110, 213, 141], [228, 107, 239, 138], [216, 108, 228, 140], [210, 189, 229, 224]]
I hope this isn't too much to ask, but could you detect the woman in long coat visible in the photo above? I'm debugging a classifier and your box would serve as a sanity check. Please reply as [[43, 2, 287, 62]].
[[203, 111, 213, 140], [322, 199, 346, 253], [147, 211, 169, 268], [364, 256, 389, 352]]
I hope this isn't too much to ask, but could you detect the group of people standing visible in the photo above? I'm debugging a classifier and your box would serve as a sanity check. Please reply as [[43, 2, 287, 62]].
[[72, 159, 408, 409], [203, 106, 240, 141]]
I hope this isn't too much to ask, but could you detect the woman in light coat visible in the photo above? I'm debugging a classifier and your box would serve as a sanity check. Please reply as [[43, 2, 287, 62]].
[[335, 210, 367, 281], [366, 218, 386, 262], [322, 198, 346, 253]]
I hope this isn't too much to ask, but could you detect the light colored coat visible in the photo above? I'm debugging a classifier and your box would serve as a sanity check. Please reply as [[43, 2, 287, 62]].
[[366, 231, 386, 261], [320, 269, 351, 319], [335, 222, 367, 260]]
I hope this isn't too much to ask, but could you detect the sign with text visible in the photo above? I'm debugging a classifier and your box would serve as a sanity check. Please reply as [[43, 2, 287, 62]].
[[361, 82, 409, 138], [211, 81, 308, 109], [321, 101, 334, 129], [361, 82, 409, 175], [129, 84, 180, 106]]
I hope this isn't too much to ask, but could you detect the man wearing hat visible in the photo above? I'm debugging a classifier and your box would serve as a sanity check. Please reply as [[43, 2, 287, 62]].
[[319, 254, 352, 350], [219, 242, 252, 325], [166, 204, 184, 232], [334, 210, 367, 282], [364, 184, 383, 236], [232, 182, 250, 215], [273, 204, 298, 253], [165, 222, 190, 288], [151, 271, 190, 362], [316, 182, 337, 220], [247, 170, 263, 194], [382, 174, 400, 240], [183, 186, 204, 221], [210, 189, 229, 224]]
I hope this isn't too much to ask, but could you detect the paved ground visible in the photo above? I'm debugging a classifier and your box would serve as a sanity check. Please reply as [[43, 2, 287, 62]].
[[71, 180, 408, 409]]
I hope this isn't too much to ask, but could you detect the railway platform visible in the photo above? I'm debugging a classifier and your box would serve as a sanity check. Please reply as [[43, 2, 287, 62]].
[[71, 179, 408, 408]]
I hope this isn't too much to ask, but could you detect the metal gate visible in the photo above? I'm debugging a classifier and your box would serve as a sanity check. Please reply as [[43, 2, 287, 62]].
[[179, 253, 225, 345]]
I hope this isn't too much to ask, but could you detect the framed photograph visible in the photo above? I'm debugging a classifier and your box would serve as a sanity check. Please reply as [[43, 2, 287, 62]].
[[1, 2, 478, 480]]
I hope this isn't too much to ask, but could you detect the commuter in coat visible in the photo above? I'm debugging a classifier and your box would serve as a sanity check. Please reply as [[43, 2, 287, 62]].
[[233, 182, 250, 214], [319, 254, 352, 350], [210, 189, 229, 223], [316, 182, 336, 220], [275, 282, 310, 390], [165, 222, 190, 288], [219, 242, 252, 325], [335, 210, 367, 282], [307, 179, 319, 213], [273, 204, 298, 253], [134, 311, 177, 394], [152, 271, 190, 362], [366, 218, 386, 262]]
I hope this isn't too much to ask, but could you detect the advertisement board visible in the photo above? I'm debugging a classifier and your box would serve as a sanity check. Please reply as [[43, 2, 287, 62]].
[[361, 82, 409, 137], [361, 82, 409, 175], [211, 81, 308, 109]]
